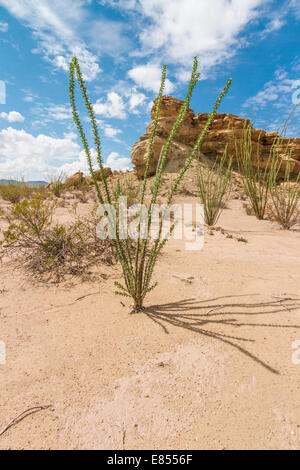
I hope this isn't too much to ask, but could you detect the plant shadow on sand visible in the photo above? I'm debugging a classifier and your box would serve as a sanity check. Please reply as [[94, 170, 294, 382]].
[[141, 295, 300, 375]]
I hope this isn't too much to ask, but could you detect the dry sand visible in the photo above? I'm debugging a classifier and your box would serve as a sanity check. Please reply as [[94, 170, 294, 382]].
[[0, 196, 299, 450]]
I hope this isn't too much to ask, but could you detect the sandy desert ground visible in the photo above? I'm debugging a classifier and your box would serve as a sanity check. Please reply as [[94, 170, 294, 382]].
[[0, 193, 300, 450]]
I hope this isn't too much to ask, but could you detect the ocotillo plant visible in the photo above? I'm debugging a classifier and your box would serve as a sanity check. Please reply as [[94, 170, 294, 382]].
[[69, 56, 231, 310], [197, 148, 232, 226], [269, 155, 300, 229], [235, 122, 283, 220]]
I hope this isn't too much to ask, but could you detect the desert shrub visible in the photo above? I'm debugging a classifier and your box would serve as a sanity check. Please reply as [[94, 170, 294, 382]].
[[51, 181, 64, 198], [75, 187, 90, 203], [236, 123, 280, 219], [0, 195, 115, 282], [197, 149, 232, 226], [70, 56, 231, 310], [112, 174, 140, 207], [0, 182, 45, 203], [269, 157, 300, 229], [48, 170, 66, 198], [72, 178, 89, 191]]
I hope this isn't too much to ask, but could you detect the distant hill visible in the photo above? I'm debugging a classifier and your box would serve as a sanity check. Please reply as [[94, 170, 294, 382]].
[[0, 179, 48, 187]]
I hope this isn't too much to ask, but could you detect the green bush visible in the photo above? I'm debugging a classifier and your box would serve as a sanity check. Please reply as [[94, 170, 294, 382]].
[[0, 183, 45, 203], [113, 174, 140, 207], [47, 170, 66, 197]]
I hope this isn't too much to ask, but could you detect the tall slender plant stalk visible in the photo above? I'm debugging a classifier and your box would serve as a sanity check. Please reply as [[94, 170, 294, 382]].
[[236, 122, 284, 219], [197, 147, 232, 226], [270, 155, 300, 229], [69, 56, 232, 310]]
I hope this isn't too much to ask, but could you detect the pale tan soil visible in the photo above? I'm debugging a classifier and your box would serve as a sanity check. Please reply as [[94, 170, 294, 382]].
[[0, 195, 300, 450]]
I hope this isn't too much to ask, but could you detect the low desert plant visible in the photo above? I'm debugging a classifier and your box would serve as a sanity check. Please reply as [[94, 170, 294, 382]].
[[69, 56, 231, 310], [75, 187, 90, 203], [0, 195, 115, 281], [48, 170, 66, 198], [237, 236, 248, 243], [114, 174, 141, 207], [197, 148, 232, 226], [269, 157, 300, 229], [51, 181, 64, 198]]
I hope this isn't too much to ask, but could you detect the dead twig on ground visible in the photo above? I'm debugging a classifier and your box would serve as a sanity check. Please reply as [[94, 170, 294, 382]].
[[114, 422, 126, 450], [0, 405, 52, 437], [75, 291, 100, 301]]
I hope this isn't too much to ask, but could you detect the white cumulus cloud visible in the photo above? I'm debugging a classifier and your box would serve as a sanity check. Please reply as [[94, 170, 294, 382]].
[[112, 0, 269, 80], [59, 149, 131, 175], [0, 0, 101, 81], [243, 68, 300, 135], [93, 92, 126, 119], [46, 104, 72, 120], [128, 87, 147, 113], [128, 63, 174, 93], [0, 126, 131, 179], [0, 111, 25, 122], [103, 126, 122, 138], [0, 127, 81, 179], [243, 69, 295, 109], [106, 151, 131, 171]]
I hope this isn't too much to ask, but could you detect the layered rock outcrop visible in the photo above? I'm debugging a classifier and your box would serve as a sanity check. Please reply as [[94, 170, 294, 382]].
[[65, 171, 84, 187], [131, 95, 300, 178]]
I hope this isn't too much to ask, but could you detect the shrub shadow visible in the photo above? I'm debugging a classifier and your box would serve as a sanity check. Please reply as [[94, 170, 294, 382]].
[[142, 296, 300, 375]]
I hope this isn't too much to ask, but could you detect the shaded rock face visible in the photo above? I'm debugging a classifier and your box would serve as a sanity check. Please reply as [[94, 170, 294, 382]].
[[131, 95, 300, 178], [64, 171, 84, 187], [85, 168, 113, 185], [94, 167, 113, 179], [47, 167, 122, 190]]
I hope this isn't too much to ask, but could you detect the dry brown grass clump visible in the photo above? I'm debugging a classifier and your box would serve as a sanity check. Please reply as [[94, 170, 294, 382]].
[[0, 194, 116, 282]]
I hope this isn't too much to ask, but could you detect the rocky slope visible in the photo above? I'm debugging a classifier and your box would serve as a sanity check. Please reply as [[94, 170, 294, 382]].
[[132, 95, 300, 178]]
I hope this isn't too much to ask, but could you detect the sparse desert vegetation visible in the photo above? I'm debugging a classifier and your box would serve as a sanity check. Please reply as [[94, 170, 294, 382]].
[[0, 47, 300, 452], [1, 167, 300, 449], [0, 195, 115, 282], [69, 56, 232, 310], [0, 181, 46, 203], [197, 149, 232, 226]]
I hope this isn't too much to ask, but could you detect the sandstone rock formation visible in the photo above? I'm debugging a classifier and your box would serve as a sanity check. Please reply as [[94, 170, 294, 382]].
[[64, 171, 84, 187], [131, 95, 300, 178], [85, 167, 113, 184], [94, 167, 113, 179]]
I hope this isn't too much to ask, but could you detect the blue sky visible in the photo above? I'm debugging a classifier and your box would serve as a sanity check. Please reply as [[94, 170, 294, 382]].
[[0, 0, 299, 180]]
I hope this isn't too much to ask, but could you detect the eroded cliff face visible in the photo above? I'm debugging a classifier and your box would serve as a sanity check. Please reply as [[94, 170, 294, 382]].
[[131, 95, 300, 178]]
